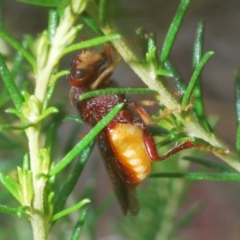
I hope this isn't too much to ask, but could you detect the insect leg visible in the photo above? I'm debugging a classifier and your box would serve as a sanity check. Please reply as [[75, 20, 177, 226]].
[[90, 45, 120, 90], [155, 139, 228, 161], [143, 129, 228, 161], [140, 127, 195, 161], [129, 101, 192, 125]]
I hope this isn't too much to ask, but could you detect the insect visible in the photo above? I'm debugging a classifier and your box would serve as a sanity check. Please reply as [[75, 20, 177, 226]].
[[68, 45, 226, 215]]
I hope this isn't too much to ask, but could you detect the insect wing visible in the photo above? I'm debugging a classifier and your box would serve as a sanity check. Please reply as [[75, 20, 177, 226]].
[[97, 127, 140, 216]]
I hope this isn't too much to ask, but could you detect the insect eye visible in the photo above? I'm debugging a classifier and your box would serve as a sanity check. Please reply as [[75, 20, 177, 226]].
[[71, 68, 87, 79]]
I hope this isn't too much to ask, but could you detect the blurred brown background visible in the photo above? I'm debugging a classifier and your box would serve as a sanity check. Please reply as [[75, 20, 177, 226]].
[[1, 0, 240, 239]]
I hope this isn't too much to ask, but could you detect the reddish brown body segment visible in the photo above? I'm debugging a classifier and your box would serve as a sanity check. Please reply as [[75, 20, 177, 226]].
[[68, 46, 162, 215]]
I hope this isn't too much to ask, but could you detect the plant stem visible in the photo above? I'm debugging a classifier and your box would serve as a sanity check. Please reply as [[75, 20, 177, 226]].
[[86, 1, 240, 172], [27, 1, 87, 239], [26, 125, 47, 240], [103, 27, 240, 171]]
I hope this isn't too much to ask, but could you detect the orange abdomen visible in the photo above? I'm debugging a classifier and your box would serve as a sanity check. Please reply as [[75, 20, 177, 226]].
[[108, 123, 151, 185]]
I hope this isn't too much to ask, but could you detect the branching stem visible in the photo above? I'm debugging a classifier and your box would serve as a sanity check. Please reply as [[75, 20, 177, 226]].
[[26, 1, 87, 239], [101, 26, 240, 172]]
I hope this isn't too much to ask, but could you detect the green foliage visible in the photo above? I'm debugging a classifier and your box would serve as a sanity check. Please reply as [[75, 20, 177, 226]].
[[0, 0, 239, 239], [159, 0, 191, 66]]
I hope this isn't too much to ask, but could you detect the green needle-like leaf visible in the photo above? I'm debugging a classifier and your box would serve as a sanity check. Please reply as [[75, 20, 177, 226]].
[[0, 171, 21, 203], [0, 122, 33, 132], [48, 9, 58, 42], [192, 21, 204, 69], [52, 198, 90, 222], [182, 51, 214, 108], [0, 204, 28, 217], [44, 124, 56, 154], [70, 208, 88, 240], [11, 37, 30, 81], [39, 107, 59, 121], [0, 30, 35, 68], [151, 172, 240, 181], [164, 60, 186, 93], [192, 20, 211, 132], [0, 54, 24, 110], [81, 11, 103, 35], [54, 141, 94, 215], [160, 0, 191, 65], [42, 84, 56, 111], [49, 70, 69, 85], [61, 34, 121, 56], [64, 115, 84, 124], [99, 0, 108, 26], [79, 88, 157, 100], [5, 108, 24, 120], [146, 33, 158, 73]]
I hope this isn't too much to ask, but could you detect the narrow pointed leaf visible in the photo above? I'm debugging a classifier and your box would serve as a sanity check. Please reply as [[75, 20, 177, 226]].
[[39, 107, 58, 121], [79, 88, 157, 101], [182, 51, 214, 108], [70, 208, 88, 240], [99, 0, 108, 25], [192, 21, 204, 69], [156, 69, 173, 77], [151, 172, 240, 181], [52, 199, 90, 222], [0, 171, 21, 202], [192, 20, 211, 132], [43, 84, 56, 111], [61, 34, 121, 56], [48, 9, 58, 42], [0, 30, 35, 68], [49, 70, 69, 85], [5, 108, 24, 119], [0, 54, 24, 110], [64, 115, 84, 124], [160, 0, 191, 64], [54, 140, 94, 214], [11, 37, 29, 80], [0, 122, 33, 131], [44, 124, 56, 154], [0, 204, 28, 217], [81, 11, 103, 35], [164, 60, 186, 93]]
